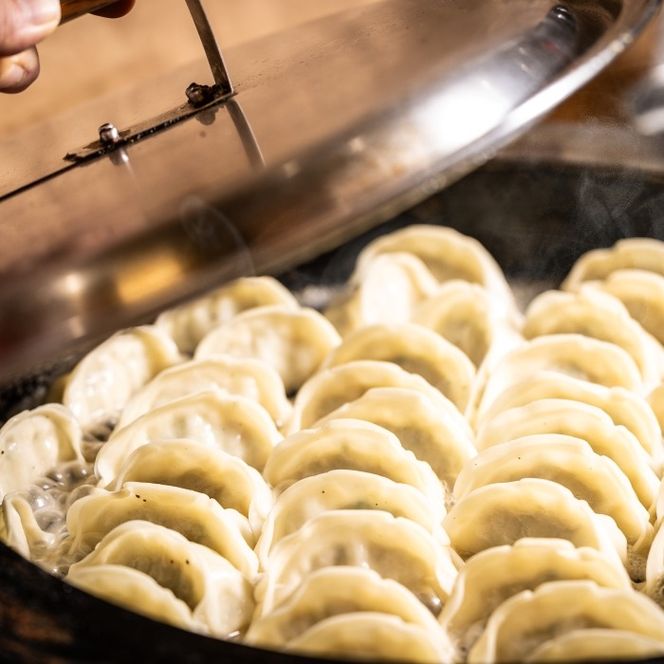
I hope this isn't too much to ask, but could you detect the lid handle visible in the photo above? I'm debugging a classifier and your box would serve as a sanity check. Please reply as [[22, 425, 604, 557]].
[[60, 0, 119, 23]]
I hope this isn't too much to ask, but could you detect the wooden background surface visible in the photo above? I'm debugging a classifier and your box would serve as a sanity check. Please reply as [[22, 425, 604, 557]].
[[0, 1, 661, 133], [0, 0, 379, 133]]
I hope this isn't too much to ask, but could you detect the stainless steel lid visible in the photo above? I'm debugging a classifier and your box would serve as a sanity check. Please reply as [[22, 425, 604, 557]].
[[0, 0, 660, 381]]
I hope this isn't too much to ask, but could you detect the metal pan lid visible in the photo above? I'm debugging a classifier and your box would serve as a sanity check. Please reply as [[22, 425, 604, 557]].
[[0, 0, 660, 381]]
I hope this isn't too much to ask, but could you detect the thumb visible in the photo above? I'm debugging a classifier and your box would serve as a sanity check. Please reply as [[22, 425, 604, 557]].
[[0, 0, 60, 57]]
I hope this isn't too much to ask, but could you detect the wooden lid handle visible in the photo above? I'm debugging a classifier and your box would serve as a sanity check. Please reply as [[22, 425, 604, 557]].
[[59, 0, 120, 23]]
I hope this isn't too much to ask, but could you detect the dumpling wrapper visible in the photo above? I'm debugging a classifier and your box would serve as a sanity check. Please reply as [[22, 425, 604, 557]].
[[63, 326, 181, 430], [413, 280, 522, 368], [584, 269, 664, 346], [649, 383, 664, 438], [96, 390, 281, 485], [454, 434, 652, 559], [523, 288, 663, 388], [444, 479, 627, 565], [65, 482, 258, 577], [255, 469, 443, 565], [1, 493, 55, 559], [475, 372, 662, 464], [475, 398, 659, 509], [263, 419, 445, 511], [287, 612, 453, 663], [67, 565, 199, 632], [439, 538, 631, 654], [474, 334, 643, 420], [255, 510, 458, 617], [116, 356, 291, 430], [112, 441, 272, 534], [645, 523, 664, 606], [527, 629, 664, 663], [317, 386, 475, 493], [157, 276, 298, 354], [245, 567, 442, 648], [469, 580, 664, 664], [0, 404, 83, 500], [323, 323, 475, 411], [562, 237, 664, 291], [325, 252, 438, 337], [354, 224, 515, 312], [195, 305, 340, 394], [288, 360, 450, 434], [69, 520, 253, 636]]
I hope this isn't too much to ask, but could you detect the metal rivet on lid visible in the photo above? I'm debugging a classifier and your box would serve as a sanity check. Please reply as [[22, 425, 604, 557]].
[[98, 123, 121, 147]]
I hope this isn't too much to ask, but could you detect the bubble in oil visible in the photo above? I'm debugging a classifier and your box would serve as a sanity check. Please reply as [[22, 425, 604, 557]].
[[418, 592, 443, 617], [24, 487, 51, 511], [38, 478, 61, 492], [35, 509, 64, 534], [46, 468, 66, 485]]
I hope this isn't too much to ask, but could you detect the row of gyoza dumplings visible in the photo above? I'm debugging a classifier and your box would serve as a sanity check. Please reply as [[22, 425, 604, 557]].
[[2, 225, 664, 662], [443, 234, 664, 661]]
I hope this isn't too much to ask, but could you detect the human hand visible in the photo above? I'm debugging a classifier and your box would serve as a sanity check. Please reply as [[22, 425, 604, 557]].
[[0, 0, 134, 93]]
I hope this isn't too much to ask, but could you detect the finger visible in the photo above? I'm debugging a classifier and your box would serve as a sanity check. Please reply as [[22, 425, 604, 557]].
[[0, 46, 39, 93], [0, 0, 60, 57], [93, 0, 135, 18]]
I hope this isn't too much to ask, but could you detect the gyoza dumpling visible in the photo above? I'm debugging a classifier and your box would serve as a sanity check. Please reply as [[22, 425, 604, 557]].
[[65, 482, 258, 577], [325, 252, 438, 336], [323, 323, 475, 411], [288, 360, 448, 433], [1, 493, 54, 559], [649, 383, 664, 435], [527, 629, 664, 662], [453, 435, 652, 572], [263, 419, 445, 509], [413, 280, 522, 368], [255, 470, 443, 564], [468, 580, 664, 664], [111, 441, 272, 534], [96, 390, 280, 485], [255, 510, 458, 616], [439, 539, 631, 654], [475, 398, 659, 508], [645, 523, 664, 606], [317, 387, 475, 492], [562, 238, 664, 290], [287, 613, 453, 663], [67, 565, 198, 631], [444, 479, 626, 564], [586, 269, 664, 345], [656, 483, 664, 524], [245, 567, 443, 648], [0, 404, 83, 500], [523, 289, 662, 387], [116, 356, 291, 430], [157, 276, 298, 354], [195, 306, 340, 394], [63, 326, 181, 430], [69, 521, 253, 636], [475, 334, 642, 419], [355, 225, 514, 311], [475, 372, 662, 462]]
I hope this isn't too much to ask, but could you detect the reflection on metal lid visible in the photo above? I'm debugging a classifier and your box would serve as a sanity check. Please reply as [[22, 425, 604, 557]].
[[0, 0, 659, 382]]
